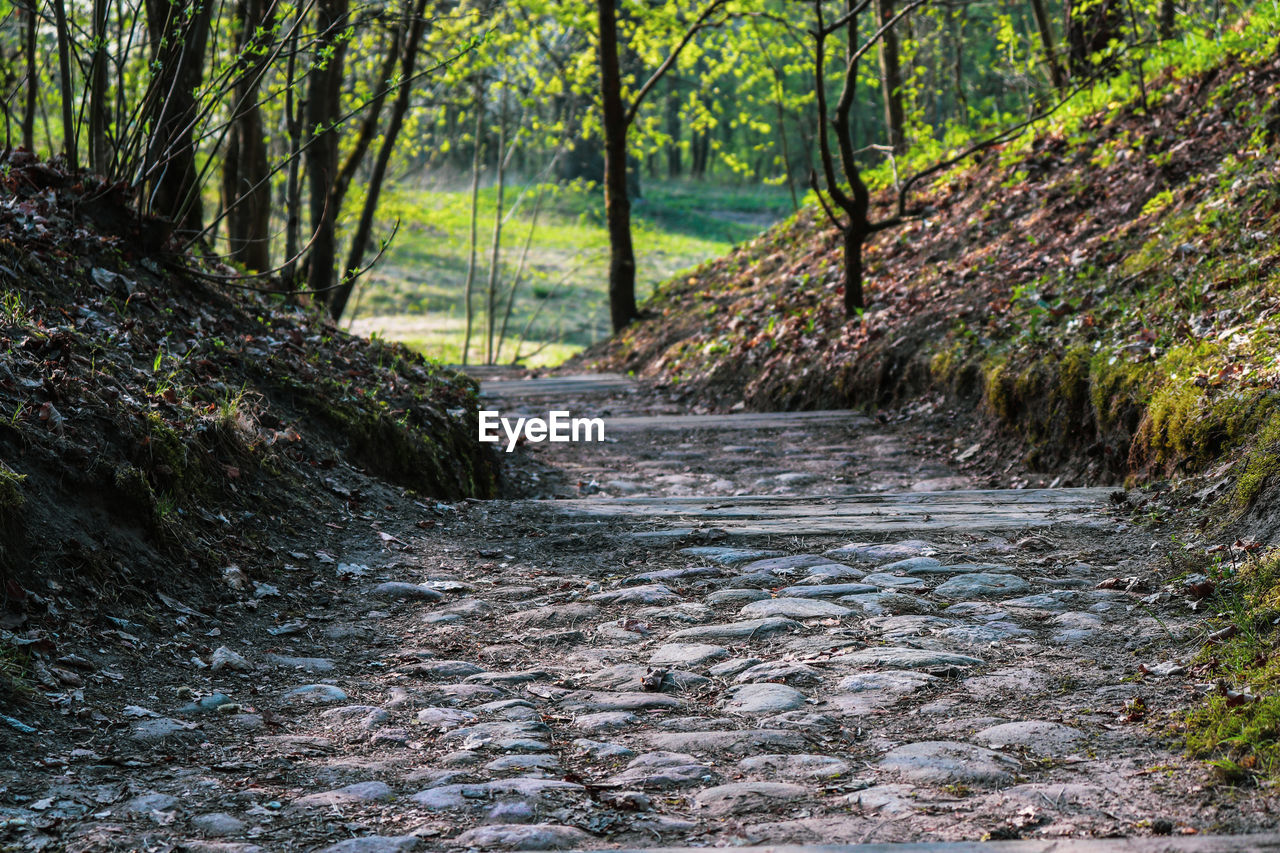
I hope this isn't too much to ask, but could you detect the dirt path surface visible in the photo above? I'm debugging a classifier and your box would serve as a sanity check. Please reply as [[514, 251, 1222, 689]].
[[5, 374, 1279, 852]]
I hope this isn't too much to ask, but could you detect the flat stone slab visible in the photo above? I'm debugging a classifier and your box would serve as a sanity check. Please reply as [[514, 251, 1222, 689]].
[[933, 573, 1031, 600], [737, 554, 845, 574], [295, 781, 394, 807], [607, 751, 720, 789], [840, 592, 938, 616], [860, 573, 928, 591], [453, 823, 590, 850], [667, 617, 802, 642], [371, 582, 444, 602], [649, 643, 730, 668], [878, 740, 1020, 787], [825, 540, 938, 562], [735, 661, 823, 685], [646, 729, 808, 754], [722, 683, 807, 714], [738, 753, 850, 781], [590, 584, 681, 606], [680, 546, 787, 566], [838, 670, 939, 694], [694, 781, 807, 816], [974, 720, 1086, 756], [478, 373, 635, 398], [603, 410, 871, 432], [777, 583, 879, 598], [557, 691, 685, 712], [410, 778, 584, 810], [739, 598, 851, 619], [281, 684, 348, 704], [830, 647, 983, 669], [551, 490, 1110, 536]]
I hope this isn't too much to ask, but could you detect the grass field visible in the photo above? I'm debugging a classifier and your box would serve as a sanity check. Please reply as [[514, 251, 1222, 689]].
[[345, 178, 794, 367]]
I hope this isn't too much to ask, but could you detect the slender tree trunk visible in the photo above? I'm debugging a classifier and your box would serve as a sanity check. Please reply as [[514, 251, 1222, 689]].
[[143, 0, 214, 232], [597, 0, 638, 332], [282, 7, 303, 288], [305, 0, 351, 297], [950, 1, 967, 119], [224, 0, 274, 272], [875, 0, 906, 156], [484, 89, 508, 364], [1159, 0, 1175, 39], [1029, 0, 1067, 92], [22, 1, 35, 151], [842, 226, 866, 318], [330, 0, 431, 321], [1065, 0, 1123, 77], [461, 86, 483, 365], [330, 22, 404, 217], [665, 85, 682, 178], [89, 0, 111, 172], [51, 0, 77, 169]]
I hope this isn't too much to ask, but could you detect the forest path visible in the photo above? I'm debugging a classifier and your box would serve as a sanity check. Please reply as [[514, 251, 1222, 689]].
[[19, 373, 1280, 852]]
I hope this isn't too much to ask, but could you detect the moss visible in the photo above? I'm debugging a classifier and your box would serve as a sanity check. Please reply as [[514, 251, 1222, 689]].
[[983, 358, 1015, 421], [1234, 416, 1280, 506]]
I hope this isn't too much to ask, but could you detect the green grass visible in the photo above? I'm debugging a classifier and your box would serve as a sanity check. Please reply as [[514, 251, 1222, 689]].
[[1185, 548, 1280, 782], [344, 178, 793, 366]]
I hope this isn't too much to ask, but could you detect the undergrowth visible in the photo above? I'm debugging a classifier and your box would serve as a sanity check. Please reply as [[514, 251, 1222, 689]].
[[1185, 548, 1280, 782]]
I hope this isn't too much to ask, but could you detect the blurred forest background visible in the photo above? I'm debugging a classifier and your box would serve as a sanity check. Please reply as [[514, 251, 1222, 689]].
[[0, 0, 1257, 364]]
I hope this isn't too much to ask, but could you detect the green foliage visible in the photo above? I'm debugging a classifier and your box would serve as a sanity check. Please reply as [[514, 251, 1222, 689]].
[[1185, 549, 1280, 780]]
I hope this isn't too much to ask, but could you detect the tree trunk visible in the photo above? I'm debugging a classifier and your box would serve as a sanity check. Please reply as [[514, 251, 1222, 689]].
[[330, 22, 404, 217], [305, 0, 351, 298], [665, 85, 682, 178], [143, 0, 214, 232], [950, 1, 967, 118], [22, 0, 35, 151], [89, 0, 111, 173], [597, 0, 638, 332], [224, 0, 273, 272], [51, 0, 77, 169], [484, 89, 508, 364], [1065, 0, 1124, 76], [1029, 0, 1067, 93], [461, 85, 483, 366], [281, 7, 303, 288], [842, 225, 866, 317], [1159, 0, 1175, 39], [875, 0, 906, 155], [329, 0, 431, 321]]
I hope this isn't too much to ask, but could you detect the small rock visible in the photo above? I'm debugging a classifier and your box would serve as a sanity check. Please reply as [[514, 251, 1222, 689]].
[[190, 812, 246, 836], [295, 781, 394, 807], [667, 617, 802, 642], [722, 683, 807, 713], [934, 573, 1031, 600], [878, 740, 1020, 787], [974, 720, 1085, 756], [739, 598, 851, 619], [209, 647, 251, 673], [453, 824, 590, 850], [694, 781, 806, 816], [371, 582, 444, 602], [832, 647, 982, 669], [281, 684, 348, 704], [738, 753, 850, 780]]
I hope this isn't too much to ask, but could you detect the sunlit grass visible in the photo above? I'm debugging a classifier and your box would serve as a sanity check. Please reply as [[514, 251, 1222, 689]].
[[344, 178, 792, 367]]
